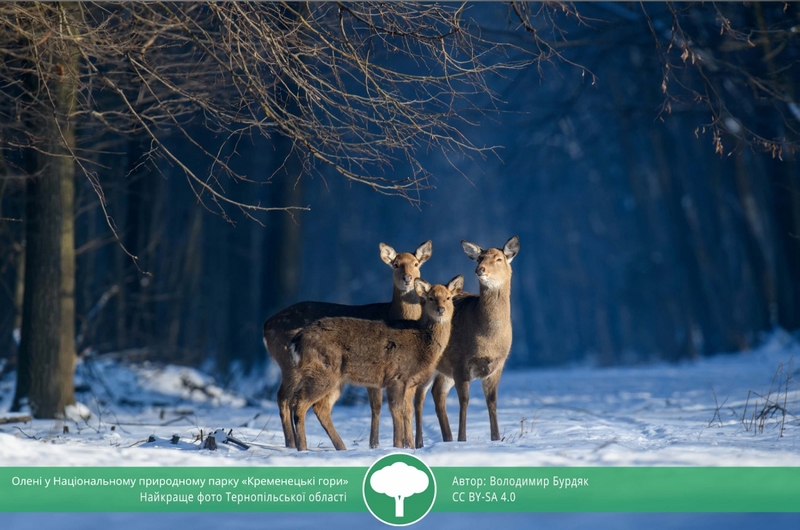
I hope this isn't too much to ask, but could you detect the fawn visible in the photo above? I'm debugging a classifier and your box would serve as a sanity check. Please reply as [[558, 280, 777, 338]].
[[290, 275, 463, 450]]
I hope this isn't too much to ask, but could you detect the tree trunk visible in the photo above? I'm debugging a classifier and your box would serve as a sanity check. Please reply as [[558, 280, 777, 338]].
[[276, 174, 303, 310], [13, 12, 78, 417], [15, 137, 77, 416], [263, 143, 305, 318]]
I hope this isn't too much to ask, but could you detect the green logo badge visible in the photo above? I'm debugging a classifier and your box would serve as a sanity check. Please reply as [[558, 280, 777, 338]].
[[362, 453, 437, 526]]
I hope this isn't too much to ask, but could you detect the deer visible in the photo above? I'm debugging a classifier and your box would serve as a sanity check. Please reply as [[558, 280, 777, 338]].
[[290, 275, 463, 451], [414, 236, 519, 448], [262, 240, 432, 449]]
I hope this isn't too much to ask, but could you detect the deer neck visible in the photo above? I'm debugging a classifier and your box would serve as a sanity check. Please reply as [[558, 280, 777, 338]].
[[419, 314, 452, 358], [478, 279, 512, 324], [389, 285, 422, 320]]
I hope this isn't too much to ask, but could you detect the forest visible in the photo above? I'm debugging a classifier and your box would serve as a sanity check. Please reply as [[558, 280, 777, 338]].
[[0, 2, 799, 419]]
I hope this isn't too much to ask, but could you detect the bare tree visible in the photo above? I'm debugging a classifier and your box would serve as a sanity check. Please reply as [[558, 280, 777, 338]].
[[641, 2, 800, 157], [0, 2, 533, 417]]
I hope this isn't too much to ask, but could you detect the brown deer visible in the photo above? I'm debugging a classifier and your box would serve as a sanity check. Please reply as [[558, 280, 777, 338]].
[[290, 275, 463, 451], [414, 236, 519, 448], [263, 240, 432, 448]]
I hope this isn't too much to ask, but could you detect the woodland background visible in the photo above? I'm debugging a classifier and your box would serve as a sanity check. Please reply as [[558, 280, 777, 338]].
[[0, 2, 799, 413]]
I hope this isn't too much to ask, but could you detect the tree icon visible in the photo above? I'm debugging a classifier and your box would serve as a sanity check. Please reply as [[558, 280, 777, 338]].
[[369, 461, 430, 517]]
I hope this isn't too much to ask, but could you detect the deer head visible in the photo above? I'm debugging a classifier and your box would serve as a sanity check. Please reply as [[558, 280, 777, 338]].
[[461, 236, 519, 291], [414, 275, 463, 323], [380, 240, 433, 293]]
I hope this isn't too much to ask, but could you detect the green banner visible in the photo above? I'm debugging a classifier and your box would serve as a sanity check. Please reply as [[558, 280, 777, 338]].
[[434, 467, 800, 512], [1, 466, 799, 513]]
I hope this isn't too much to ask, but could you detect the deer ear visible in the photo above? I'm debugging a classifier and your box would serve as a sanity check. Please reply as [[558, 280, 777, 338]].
[[414, 278, 431, 297], [503, 236, 520, 263], [379, 243, 397, 265], [447, 275, 464, 295], [461, 240, 482, 261], [415, 240, 433, 265]]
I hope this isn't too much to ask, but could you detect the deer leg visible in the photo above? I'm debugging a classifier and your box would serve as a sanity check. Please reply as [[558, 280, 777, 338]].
[[367, 387, 383, 449], [277, 375, 298, 448], [312, 385, 346, 450], [414, 377, 433, 448], [432, 374, 455, 442], [455, 377, 470, 442], [386, 384, 406, 449], [402, 385, 416, 449], [292, 367, 335, 452], [291, 393, 312, 452], [482, 371, 502, 441]]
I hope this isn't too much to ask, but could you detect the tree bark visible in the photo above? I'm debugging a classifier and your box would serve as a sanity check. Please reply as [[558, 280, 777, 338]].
[[13, 8, 78, 417]]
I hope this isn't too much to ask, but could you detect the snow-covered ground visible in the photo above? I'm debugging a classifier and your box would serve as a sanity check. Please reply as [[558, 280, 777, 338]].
[[1, 331, 798, 467]]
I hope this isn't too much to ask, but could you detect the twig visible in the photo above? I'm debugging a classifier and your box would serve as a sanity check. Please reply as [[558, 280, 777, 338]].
[[13, 426, 38, 439], [707, 385, 728, 428]]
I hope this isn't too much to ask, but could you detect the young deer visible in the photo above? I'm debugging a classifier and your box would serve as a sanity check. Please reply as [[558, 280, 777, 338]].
[[290, 275, 463, 451], [263, 240, 432, 448], [414, 236, 519, 448]]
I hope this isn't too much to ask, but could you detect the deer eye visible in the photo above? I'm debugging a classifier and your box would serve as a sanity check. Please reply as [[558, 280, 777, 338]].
[[496, 258, 502, 262], [394, 263, 399, 268], [447, 296, 451, 301], [428, 297, 434, 301]]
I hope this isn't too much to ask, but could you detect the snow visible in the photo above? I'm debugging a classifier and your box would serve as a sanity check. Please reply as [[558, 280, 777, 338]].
[[1, 335, 799, 528], [63, 402, 92, 422], [1, 332, 798, 468]]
